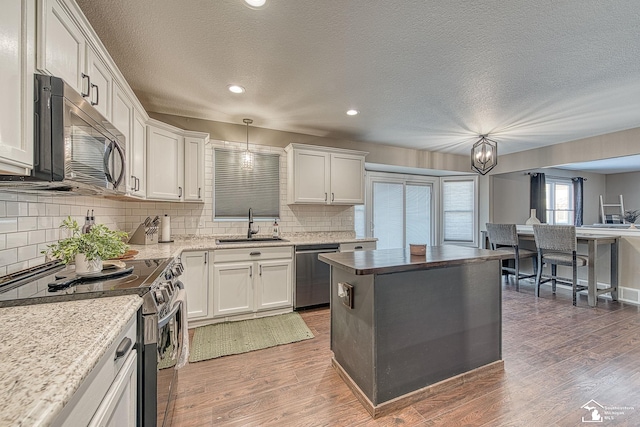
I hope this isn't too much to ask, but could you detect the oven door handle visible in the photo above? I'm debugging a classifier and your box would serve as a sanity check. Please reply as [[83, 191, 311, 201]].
[[158, 299, 182, 329]]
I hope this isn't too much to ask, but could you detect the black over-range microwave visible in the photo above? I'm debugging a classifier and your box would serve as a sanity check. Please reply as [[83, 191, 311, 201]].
[[0, 74, 126, 195]]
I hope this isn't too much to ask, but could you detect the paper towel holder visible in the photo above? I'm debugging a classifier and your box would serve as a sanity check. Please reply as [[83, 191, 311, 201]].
[[158, 214, 174, 243], [338, 282, 354, 309]]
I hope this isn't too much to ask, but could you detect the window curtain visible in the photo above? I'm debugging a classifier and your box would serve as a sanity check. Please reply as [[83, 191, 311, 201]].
[[530, 173, 547, 223], [573, 177, 584, 226]]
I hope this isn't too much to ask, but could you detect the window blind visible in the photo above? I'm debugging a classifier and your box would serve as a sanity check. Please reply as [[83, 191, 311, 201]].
[[442, 179, 474, 242], [214, 148, 280, 219]]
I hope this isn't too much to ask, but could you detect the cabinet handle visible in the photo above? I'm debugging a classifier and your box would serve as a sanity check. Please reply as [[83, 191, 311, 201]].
[[331, 192, 335, 202], [178, 186, 183, 198], [115, 337, 132, 360], [136, 177, 140, 192], [81, 73, 90, 97], [355, 246, 363, 250], [204, 252, 208, 264], [198, 187, 201, 198], [249, 265, 253, 278], [90, 83, 99, 106], [259, 265, 263, 276], [250, 251, 261, 256], [325, 193, 328, 202], [131, 175, 136, 191]]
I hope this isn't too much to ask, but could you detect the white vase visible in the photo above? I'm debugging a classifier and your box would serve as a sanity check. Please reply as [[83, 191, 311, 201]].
[[525, 209, 541, 225], [75, 254, 103, 275]]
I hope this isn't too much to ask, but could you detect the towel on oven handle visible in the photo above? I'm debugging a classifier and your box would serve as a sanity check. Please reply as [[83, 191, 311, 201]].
[[173, 287, 189, 369]]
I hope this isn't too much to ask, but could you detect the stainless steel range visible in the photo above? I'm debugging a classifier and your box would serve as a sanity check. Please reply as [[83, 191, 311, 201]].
[[0, 257, 186, 427]]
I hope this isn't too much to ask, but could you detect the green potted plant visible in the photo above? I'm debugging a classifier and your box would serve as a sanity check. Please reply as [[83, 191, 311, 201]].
[[43, 217, 129, 274]]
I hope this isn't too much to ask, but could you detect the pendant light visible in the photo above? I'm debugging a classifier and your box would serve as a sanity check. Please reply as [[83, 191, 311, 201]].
[[471, 135, 498, 175], [241, 118, 254, 171]]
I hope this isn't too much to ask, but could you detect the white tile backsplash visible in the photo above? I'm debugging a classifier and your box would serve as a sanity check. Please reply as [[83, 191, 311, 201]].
[[0, 140, 355, 272]]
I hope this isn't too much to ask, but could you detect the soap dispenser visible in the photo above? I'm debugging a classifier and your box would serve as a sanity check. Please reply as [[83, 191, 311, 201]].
[[272, 219, 279, 238]]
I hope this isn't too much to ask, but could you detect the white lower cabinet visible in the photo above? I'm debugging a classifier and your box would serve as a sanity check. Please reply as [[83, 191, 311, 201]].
[[53, 315, 137, 427], [211, 246, 293, 320], [181, 250, 210, 320]]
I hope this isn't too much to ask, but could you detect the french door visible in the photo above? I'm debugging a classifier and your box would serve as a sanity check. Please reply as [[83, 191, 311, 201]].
[[364, 173, 435, 250]]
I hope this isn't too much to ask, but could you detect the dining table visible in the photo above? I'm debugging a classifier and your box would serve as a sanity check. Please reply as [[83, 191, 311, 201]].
[[516, 230, 619, 307]]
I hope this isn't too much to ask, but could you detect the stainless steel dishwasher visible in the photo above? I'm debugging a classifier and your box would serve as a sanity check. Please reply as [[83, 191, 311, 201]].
[[294, 243, 339, 309]]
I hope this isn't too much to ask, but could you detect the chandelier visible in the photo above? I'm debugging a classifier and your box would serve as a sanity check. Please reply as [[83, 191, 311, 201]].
[[471, 135, 497, 175]]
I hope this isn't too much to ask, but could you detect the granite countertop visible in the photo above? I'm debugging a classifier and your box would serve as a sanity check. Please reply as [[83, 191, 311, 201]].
[[318, 246, 511, 275], [0, 295, 142, 427], [128, 232, 377, 260]]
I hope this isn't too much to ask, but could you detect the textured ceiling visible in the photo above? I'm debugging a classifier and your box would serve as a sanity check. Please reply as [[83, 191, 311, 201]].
[[76, 0, 640, 156]]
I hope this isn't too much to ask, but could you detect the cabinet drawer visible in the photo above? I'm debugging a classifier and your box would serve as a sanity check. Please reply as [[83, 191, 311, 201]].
[[213, 246, 293, 263], [339, 241, 377, 252]]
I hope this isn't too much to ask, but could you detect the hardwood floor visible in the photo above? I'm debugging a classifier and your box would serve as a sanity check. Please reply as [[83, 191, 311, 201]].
[[171, 281, 640, 426]]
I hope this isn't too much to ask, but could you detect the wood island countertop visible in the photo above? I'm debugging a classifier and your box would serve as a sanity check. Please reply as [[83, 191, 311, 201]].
[[319, 245, 511, 275]]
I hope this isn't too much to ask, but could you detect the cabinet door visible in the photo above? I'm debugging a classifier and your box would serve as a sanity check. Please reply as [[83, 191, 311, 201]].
[[330, 153, 365, 204], [183, 137, 204, 202], [213, 262, 254, 317], [85, 45, 112, 120], [293, 150, 330, 203], [181, 251, 209, 320], [147, 126, 184, 200], [38, 0, 86, 94], [87, 351, 137, 427], [129, 110, 146, 197], [0, 0, 35, 174], [256, 259, 292, 311]]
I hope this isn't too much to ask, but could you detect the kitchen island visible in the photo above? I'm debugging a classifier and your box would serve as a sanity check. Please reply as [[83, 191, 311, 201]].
[[319, 245, 509, 418]]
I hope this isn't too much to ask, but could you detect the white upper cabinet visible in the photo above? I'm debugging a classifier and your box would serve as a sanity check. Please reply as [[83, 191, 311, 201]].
[[85, 44, 112, 120], [147, 122, 184, 201], [129, 109, 147, 197], [0, 0, 35, 175], [146, 120, 207, 202], [285, 144, 367, 205], [38, 0, 114, 119], [183, 135, 207, 202], [38, 0, 86, 94]]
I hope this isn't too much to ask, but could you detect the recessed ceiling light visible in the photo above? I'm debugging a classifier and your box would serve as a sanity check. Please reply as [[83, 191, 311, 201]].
[[346, 109, 359, 116], [244, 0, 266, 9], [228, 85, 245, 94]]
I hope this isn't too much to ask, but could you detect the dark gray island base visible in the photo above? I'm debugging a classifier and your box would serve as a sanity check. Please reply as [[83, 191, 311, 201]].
[[319, 246, 509, 418]]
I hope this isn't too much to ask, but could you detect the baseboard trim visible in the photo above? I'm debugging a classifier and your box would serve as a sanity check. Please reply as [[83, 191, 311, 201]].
[[331, 358, 504, 419]]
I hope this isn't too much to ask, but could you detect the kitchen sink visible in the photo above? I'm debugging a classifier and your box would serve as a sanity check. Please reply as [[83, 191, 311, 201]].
[[215, 237, 289, 244]]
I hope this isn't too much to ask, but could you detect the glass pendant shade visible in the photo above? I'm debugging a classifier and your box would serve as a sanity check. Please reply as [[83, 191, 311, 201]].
[[241, 149, 254, 170], [241, 118, 254, 171], [471, 135, 498, 175]]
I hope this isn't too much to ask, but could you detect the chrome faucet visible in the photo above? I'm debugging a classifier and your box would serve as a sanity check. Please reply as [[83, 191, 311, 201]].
[[247, 208, 259, 238]]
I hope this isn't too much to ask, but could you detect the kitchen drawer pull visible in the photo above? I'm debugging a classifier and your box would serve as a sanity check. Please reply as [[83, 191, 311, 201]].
[[355, 246, 363, 250], [249, 251, 261, 256], [90, 83, 99, 106], [81, 73, 90, 97], [115, 337, 132, 360]]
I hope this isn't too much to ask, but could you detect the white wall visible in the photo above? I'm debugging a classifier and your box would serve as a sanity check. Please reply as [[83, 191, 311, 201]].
[[605, 171, 640, 217], [490, 168, 606, 226]]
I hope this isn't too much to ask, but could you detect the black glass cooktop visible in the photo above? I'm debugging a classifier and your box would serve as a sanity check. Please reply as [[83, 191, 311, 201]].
[[0, 258, 171, 307]]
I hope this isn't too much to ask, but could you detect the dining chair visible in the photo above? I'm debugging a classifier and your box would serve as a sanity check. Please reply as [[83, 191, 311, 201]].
[[485, 223, 537, 291], [532, 224, 589, 306]]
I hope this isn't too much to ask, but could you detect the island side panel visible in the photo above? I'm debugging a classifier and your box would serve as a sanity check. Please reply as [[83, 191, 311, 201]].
[[374, 260, 502, 404], [330, 268, 376, 402]]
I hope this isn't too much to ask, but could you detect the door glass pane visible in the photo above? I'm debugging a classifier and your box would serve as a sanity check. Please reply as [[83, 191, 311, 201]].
[[405, 184, 431, 245], [373, 182, 403, 249]]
